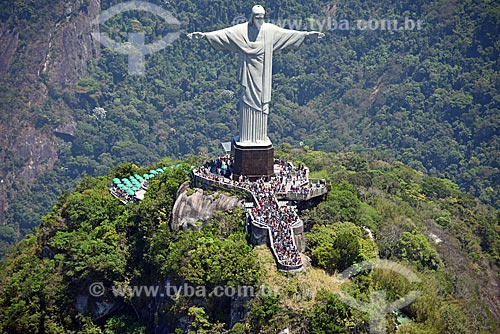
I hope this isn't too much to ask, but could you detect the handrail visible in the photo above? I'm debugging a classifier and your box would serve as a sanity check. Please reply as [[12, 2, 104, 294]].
[[276, 186, 328, 201], [192, 169, 303, 271]]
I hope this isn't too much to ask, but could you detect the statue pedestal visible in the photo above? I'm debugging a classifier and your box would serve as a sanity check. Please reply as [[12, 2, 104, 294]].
[[232, 137, 274, 180]]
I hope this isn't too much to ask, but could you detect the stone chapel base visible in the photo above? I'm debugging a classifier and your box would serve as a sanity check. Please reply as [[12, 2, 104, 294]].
[[232, 137, 274, 180]]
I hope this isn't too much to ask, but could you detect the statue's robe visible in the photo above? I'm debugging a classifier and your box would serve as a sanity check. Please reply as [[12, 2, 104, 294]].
[[205, 23, 308, 144]]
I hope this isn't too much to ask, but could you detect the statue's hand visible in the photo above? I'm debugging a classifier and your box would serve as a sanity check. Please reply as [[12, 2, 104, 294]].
[[187, 32, 205, 39], [308, 31, 325, 38]]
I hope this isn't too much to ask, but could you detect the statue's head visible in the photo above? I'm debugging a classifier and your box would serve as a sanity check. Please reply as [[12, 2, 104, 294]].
[[250, 5, 265, 30]]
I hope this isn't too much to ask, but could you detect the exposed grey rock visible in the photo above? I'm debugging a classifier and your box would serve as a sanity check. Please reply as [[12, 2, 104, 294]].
[[0, 0, 101, 224], [230, 295, 251, 328], [75, 294, 120, 320], [75, 295, 88, 314], [171, 182, 244, 231], [53, 117, 77, 140]]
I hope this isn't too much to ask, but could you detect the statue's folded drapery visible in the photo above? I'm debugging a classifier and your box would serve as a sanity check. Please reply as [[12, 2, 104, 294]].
[[205, 23, 308, 144]]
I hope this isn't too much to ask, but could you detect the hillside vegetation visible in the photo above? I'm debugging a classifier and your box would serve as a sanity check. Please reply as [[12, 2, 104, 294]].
[[0, 150, 499, 333], [0, 0, 499, 256]]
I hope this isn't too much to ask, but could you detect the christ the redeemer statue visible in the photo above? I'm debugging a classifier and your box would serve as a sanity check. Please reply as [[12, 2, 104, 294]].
[[187, 5, 324, 146]]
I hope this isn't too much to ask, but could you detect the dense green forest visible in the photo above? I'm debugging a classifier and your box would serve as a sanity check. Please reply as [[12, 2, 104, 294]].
[[1, 150, 499, 333], [1, 1, 498, 331], [0, 0, 499, 255]]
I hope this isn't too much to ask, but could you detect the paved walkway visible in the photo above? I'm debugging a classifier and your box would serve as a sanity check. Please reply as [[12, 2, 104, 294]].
[[193, 157, 312, 268]]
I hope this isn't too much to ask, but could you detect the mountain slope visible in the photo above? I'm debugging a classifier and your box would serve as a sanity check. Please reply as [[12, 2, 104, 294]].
[[0, 0, 499, 258], [0, 0, 101, 248], [0, 150, 498, 333]]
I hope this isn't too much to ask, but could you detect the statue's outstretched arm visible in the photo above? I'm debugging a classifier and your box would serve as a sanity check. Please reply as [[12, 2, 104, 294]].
[[187, 32, 206, 39], [307, 31, 325, 38]]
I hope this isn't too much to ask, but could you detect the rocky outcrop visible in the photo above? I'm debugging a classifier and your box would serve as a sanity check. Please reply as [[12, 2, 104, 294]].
[[171, 182, 244, 231], [0, 123, 60, 225], [0, 0, 101, 225], [42, 0, 101, 90], [0, 24, 19, 76], [0, 0, 101, 90]]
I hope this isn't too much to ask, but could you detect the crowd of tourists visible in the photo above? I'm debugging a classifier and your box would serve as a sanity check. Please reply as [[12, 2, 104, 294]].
[[194, 156, 303, 267], [109, 184, 140, 203], [200, 154, 234, 178], [251, 186, 302, 266]]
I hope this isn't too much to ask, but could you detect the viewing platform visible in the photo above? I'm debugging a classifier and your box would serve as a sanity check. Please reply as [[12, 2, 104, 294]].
[[108, 158, 329, 271], [192, 156, 329, 271], [109, 165, 185, 204]]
